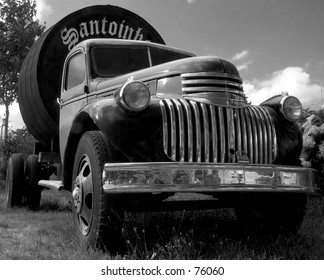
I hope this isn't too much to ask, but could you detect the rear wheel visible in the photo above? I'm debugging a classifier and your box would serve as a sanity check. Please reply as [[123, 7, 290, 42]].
[[234, 194, 307, 234], [25, 155, 42, 209], [72, 131, 124, 252], [6, 153, 25, 208]]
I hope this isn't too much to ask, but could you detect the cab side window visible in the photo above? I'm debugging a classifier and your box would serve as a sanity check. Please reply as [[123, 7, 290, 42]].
[[65, 52, 86, 91]]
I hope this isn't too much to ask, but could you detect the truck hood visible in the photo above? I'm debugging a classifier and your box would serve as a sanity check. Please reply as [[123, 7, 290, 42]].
[[95, 56, 241, 92]]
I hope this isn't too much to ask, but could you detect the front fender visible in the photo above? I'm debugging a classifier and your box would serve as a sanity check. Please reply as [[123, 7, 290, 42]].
[[81, 97, 164, 162], [263, 106, 302, 165]]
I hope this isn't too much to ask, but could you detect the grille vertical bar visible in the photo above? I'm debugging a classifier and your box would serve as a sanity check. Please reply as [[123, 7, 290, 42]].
[[190, 101, 202, 162], [163, 99, 176, 160], [200, 103, 210, 162], [226, 107, 235, 163], [247, 107, 258, 163], [218, 107, 226, 163], [244, 108, 254, 163], [159, 99, 277, 164], [173, 99, 185, 162], [260, 107, 277, 162], [234, 107, 242, 155], [209, 106, 218, 162], [179, 99, 193, 162]]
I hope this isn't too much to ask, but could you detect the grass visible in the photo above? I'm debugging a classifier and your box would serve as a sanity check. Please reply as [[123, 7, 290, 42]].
[[0, 185, 323, 259]]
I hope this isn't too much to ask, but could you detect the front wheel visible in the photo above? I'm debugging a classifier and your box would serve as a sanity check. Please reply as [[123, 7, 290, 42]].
[[72, 131, 124, 251]]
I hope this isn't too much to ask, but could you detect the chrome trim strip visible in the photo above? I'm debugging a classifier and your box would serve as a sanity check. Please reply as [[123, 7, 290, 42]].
[[218, 107, 226, 163], [226, 107, 235, 163], [247, 107, 258, 163], [209, 106, 218, 162], [239, 109, 247, 158], [252, 106, 266, 164], [244, 107, 254, 163], [180, 99, 193, 162], [182, 79, 243, 88], [190, 101, 201, 162], [250, 107, 263, 164], [159, 100, 169, 157], [257, 107, 270, 163], [164, 99, 177, 161], [259, 107, 273, 162], [183, 87, 243, 95], [262, 107, 278, 161], [181, 72, 243, 82], [174, 99, 185, 162], [256, 106, 264, 163], [102, 162, 320, 195], [234, 108, 242, 154], [200, 103, 210, 162]]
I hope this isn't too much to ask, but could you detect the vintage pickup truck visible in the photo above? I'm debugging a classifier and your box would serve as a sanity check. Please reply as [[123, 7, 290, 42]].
[[6, 5, 321, 251]]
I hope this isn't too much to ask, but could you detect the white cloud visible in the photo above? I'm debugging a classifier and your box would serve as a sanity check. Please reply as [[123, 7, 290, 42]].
[[187, 0, 197, 4], [232, 50, 249, 61], [35, 0, 53, 22], [244, 67, 323, 107], [232, 50, 252, 71], [237, 61, 252, 71]]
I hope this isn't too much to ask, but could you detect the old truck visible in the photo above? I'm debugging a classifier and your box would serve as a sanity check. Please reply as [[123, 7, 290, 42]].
[[5, 5, 321, 251]]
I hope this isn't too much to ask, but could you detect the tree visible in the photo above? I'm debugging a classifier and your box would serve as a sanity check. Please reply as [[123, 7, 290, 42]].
[[0, 0, 45, 140]]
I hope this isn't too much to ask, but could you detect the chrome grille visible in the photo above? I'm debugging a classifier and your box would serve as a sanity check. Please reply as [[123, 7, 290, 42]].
[[159, 99, 277, 164], [182, 72, 244, 96]]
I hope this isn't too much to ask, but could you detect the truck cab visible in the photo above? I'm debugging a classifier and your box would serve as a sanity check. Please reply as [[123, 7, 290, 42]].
[[59, 39, 193, 162]]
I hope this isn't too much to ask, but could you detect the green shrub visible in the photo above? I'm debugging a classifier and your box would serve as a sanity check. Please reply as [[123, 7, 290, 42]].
[[300, 112, 324, 172]]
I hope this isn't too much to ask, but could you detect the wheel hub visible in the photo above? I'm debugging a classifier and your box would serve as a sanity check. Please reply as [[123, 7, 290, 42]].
[[72, 178, 83, 214]]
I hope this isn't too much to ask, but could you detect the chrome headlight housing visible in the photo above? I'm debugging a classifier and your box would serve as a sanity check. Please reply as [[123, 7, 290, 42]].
[[280, 96, 302, 122], [117, 81, 150, 112]]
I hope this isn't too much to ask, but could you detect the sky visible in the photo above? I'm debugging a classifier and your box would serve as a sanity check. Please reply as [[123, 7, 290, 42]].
[[2, 0, 324, 130]]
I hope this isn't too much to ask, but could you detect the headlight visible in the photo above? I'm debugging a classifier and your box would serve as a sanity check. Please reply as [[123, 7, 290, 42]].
[[280, 96, 302, 122], [118, 81, 150, 112]]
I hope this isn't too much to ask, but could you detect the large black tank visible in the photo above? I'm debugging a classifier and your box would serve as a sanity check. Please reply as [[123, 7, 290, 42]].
[[18, 5, 165, 147]]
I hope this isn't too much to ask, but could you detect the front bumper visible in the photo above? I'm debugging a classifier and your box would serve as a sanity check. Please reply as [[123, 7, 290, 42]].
[[102, 162, 320, 195]]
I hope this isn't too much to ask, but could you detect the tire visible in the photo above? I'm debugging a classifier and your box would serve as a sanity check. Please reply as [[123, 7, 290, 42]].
[[72, 131, 124, 252], [234, 194, 307, 234], [6, 153, 25, 208], [25, 155, 42, 209]]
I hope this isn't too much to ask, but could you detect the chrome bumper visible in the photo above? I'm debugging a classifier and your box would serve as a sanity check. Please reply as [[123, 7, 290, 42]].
[[102, 162, 320, 195]]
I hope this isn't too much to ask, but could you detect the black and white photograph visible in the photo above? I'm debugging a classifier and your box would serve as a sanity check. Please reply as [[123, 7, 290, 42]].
[[0, 0, 323, 278]]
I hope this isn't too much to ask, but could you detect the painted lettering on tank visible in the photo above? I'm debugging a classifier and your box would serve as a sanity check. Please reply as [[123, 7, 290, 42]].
[[61, 17, 146, 50]]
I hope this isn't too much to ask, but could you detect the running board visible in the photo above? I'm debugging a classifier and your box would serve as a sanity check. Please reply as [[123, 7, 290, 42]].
[[38, 180, 64, 191]]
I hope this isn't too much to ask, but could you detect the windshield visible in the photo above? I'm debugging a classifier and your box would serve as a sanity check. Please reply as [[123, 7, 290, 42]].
[[150, 48, 192, 65], [90, 45, 192, 78], [91, 46, 149, 78]]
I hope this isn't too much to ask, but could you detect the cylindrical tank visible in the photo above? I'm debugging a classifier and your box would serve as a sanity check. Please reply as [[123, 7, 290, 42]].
[[18, 5, 165, 148]]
